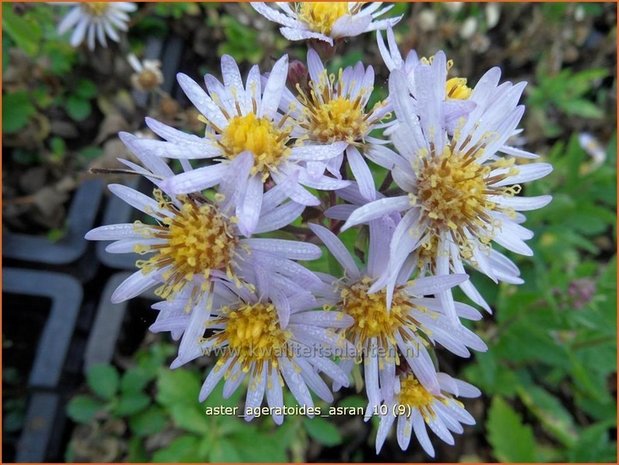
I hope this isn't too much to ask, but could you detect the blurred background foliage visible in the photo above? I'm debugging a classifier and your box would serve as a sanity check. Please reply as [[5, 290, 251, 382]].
[[2, 2, 617, 463]]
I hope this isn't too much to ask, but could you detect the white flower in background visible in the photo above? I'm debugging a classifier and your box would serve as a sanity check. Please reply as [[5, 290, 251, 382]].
[[56, 2, 136, 50], [85, 141, 323, 319], [281, 49, 393, 200], [251, 2, 402, 46], [165, 279, 353, 425], [128, 54, 164, 92], [310, 218, 485, 418], [126, 54, 349, 236], [342, 52, 553, 315], [375, 372, 480, 456], [578, 132, 606, 169]]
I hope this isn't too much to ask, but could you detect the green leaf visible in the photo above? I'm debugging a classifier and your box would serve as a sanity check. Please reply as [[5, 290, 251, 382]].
[[127, 436, 148, 463], [75, 79, 97, 99], [50, 136, 66, 159], [156, 368, 201, 407], [169, 403, 210, 434], [152, 435, 201, 462], [67, 395, 103, 424], [560, 99, 603, 119], [66, 96, 91, 121], [517, 385, 578, 447], [114, 392, 150, 416], [568, 421, 617, 462], [2, 4, 41, 56], [209, 437, 243, 462], [78, 146, 104, 161], [129, 406, 168, 437], [303, 417, 343, 446], [120, 367, 151, 394], [2, 91, 35, 134], [230, 430, 289, 462], [486, 396, 537, 462], [86, 364, 120, 400]]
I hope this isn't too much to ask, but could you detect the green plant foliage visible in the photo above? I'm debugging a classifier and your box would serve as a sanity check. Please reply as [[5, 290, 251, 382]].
[[487, 396, 537, 462], [86, 364, 120, 400], [2, 3, 42, 57], [218, 16, 263, 64], [2, 91, 36, 134]]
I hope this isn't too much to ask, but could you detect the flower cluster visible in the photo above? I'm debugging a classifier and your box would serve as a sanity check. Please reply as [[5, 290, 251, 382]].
[[87, 5, 552, 458]]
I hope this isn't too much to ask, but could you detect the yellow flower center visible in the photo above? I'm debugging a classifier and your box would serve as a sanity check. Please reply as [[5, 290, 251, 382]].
[[446, 77, 472, 99], [421, 56, 473, 100], [411, 145, 520, 257], [297, 69, 380, 144], [298, 2, 350, 35], [340, 278, 424, 362], [134, 191, 237, 300], [81, 3, 110, 17], [209, 303, 291, 373], [220, 113, 291, 177], [310, 96, 369, 143], [398, 375, 435, 411]]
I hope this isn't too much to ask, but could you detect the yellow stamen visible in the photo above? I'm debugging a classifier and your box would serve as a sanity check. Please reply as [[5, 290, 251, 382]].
[[413, 145, 520, 259], [398, 375, 436, 419], [208, 303, 292, 373], [446, 77, 472, 99], [220, 113, 291, 176], [297, 69, 382, 145], [297, 2, 350, 35], [340, 277, 425, 363], [135, 191, 237, 301], [81, 3, 110, 16]]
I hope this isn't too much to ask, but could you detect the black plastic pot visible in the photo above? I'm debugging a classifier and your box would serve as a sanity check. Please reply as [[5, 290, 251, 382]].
[[3, 268, 83, 462], [2, 178, 104, 282], [84, 271, 157, 371]]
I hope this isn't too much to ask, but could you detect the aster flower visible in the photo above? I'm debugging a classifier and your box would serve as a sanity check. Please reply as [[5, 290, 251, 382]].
[[310, 220, 486, 418], [376, 29, 477, 135], [162, 279, 353, 425], [375, 372, 480, 456], [281, 49, 394, 200], [128, 54, 164, 92], [125, 54, 349, 236], [342, 52, 553, 315], [251, 2, 402, 46], [56, 2, 136, 50], [85, 141, 323, 320]]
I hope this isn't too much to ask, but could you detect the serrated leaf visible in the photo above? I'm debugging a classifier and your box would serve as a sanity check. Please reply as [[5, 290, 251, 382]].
[[303, 417, 343, 446], [152, 435, 201, 463], [568, 421, 617, 462], [209, 438, 243, 462], [129, 406, 168, 437], [231, 429, 289, 462], [518, 385, 578, 447], [156, 368, 201, 407], [487, 396, 537, 462], [86, 364, 119, 400], [120, 367, 151, 394], [169, 403, 210, 434], [114, 392, 150, 416], [67, 395, 103, 424]]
